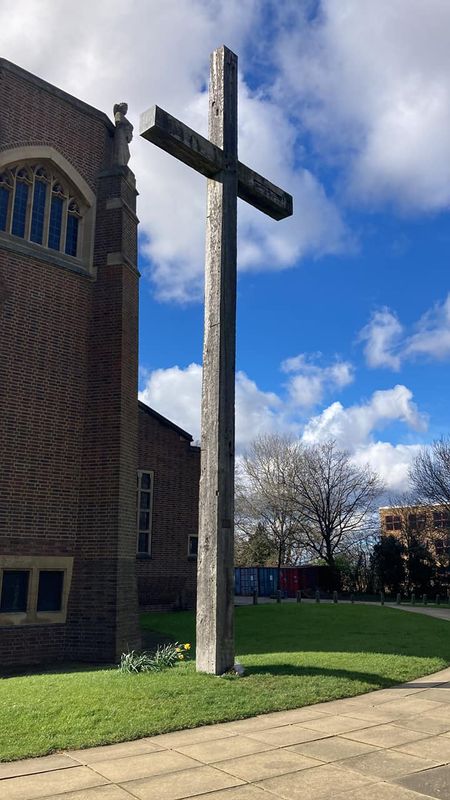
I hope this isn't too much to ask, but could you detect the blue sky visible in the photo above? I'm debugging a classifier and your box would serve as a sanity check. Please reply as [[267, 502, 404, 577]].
[[3, 0, 450, 491]]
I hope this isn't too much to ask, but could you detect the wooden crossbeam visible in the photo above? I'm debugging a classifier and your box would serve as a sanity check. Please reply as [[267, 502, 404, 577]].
[[140, 105, 293, 221]]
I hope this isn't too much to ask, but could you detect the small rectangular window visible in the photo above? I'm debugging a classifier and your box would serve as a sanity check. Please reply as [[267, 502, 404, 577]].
[[409, 513, 426, 530], [37, 570, 64, 612], [0, 570, 29, 612], [188, 535, 198, 558], [385, 515, 401, 531], [137, 471, 154, 554], [434, 511, 450, 529]]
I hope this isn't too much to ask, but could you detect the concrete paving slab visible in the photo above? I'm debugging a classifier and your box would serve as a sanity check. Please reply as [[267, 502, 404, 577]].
[[91, 750, 201, 782], [121, 765, 243, 799], [0, 753, 79, 780], [395, 734, 450, 764], [396, 713, 450, 736], [0, 766, 107, 800], [40, 787, 135, 800], [216, 707, 327, 732], [395, 762, 450, 798], [172, 734, 273, 763], [299, 715, 379, 735], [212, 748, 323, 781], [185, 787, 268, 799], [243, 723, 329, 747], [256, 763, 374, 799], [66, 739, 165, 764], [336, 748, 438, 779], [287, 735, 379, 762], [336, 782, 433, 799], [416, 688, 450, 704], [342, 723, 430, 748], [145, 726, 236, 748], [371, 698, 444, 718]]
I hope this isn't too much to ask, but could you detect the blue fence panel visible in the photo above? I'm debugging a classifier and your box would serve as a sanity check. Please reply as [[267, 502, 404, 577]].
[[234, 567, 241, 596], [258, 567, 279, 596], [238, 567, 258, 596]]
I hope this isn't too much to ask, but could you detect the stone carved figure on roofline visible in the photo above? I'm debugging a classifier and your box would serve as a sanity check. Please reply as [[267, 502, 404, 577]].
[[113, 102, 133, 166]]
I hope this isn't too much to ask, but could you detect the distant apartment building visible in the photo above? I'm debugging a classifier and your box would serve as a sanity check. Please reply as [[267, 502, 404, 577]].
[[380, 504, 450, 588]]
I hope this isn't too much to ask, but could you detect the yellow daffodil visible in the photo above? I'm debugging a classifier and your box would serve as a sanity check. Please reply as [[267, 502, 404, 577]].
[[184, 643, 191, 650]]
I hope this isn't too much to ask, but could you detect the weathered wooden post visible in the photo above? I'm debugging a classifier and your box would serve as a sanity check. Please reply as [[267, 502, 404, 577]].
[[252, 588, 258, 605], [396, 593, 401, 605], [333, 591, 338, 604], [423, 593, 427, 606], [411, 593, 416, 605], [315, 590, 320, 603], [140, 46, 292, 674], [296, 590, 302, 603], [276, 590, 282, 604]]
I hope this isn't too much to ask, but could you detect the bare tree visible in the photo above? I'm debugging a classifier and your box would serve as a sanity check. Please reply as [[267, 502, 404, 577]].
[[292, 441, 383, 585], [410, 438, 450, 510], [236, 434, 303, 571], [236, 436, 383, 589]]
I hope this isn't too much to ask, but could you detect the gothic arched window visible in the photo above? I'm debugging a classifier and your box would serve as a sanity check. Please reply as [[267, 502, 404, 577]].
[[0, 162, 85, 260]]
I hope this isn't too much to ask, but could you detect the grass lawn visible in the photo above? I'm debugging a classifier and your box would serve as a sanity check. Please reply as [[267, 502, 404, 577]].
[[2, 604, 450, 761]]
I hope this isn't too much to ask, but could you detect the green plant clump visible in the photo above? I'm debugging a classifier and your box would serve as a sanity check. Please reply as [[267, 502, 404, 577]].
[[118, 642, 190, 673]]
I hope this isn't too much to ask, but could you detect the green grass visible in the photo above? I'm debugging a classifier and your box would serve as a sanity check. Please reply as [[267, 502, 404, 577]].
[[1, 604, 450, 761]]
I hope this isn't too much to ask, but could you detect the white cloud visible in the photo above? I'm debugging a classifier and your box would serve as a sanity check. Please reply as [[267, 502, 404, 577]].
[[281, 353, 354, 409], [139, 362, 426, 491], [351, 442, 422, 494], [277, 0, 450, 212], [360, 294, 450, 369], [301, 384, 428, 492], [138, 363, 288, 449], [405, 294, 450, 360], [359, 308, 403, 370], [302, 385, 427, 449], [0, 0, 349, 303]]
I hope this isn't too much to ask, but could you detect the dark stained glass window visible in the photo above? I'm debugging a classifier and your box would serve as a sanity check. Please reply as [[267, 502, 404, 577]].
[[0, 570, 29, 613], [1, 163, 85, 261], [65, 213, 79, 256], [37, 570, 64, 612], [48, 195, 63, 250], [0, 186, 9, 231], [11, 181, 29, 237], [30, 179, 47, 244]]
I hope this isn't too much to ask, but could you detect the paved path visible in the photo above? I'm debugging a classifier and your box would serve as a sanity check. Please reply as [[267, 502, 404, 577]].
[[385, 603, 450, 622], [2, 667, 450, 799], [235, 596, 450, 622]]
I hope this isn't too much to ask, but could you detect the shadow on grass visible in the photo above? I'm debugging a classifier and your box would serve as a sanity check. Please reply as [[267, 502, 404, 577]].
[[142, 604, 450, 663], [242, 662, 412, 687], [0, 662, 114, 680]]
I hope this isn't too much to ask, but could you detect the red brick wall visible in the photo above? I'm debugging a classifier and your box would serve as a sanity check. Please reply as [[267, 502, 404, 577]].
[[137, 404, 200, 609], [0, 60, 140, 667]]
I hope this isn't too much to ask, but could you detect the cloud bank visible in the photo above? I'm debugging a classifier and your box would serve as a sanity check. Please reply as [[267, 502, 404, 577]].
[[3, 1, 450, 301], [139, 362, 426, 492], [361, 294, 450, 369]]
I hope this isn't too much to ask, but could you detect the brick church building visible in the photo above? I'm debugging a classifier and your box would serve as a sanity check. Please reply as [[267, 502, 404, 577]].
[[0, 59, 199, 668]]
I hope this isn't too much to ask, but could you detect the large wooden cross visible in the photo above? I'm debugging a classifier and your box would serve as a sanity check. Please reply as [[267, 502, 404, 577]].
[[140, 46, 293, 675]]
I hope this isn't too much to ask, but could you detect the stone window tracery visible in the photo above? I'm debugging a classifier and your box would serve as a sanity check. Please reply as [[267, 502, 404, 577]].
[[0, 161, 85, 259]]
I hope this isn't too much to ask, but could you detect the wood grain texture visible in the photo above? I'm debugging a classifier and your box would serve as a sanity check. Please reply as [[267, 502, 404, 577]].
[[140, 105, 293, 220], [196, 45, 237, 675]]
